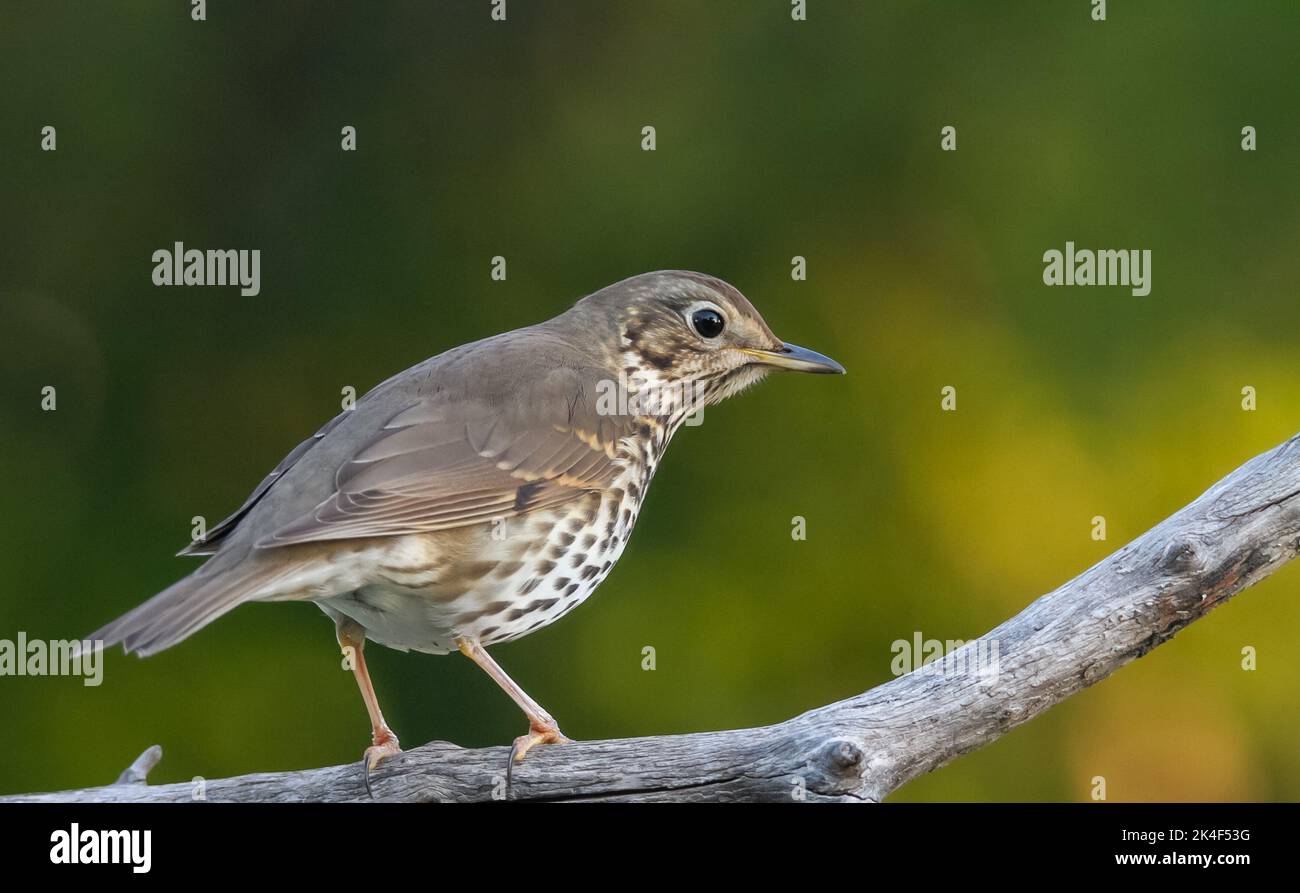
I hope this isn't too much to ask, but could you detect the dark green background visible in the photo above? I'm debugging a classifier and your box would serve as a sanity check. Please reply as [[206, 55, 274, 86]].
[[2, 1, 1298, 800]]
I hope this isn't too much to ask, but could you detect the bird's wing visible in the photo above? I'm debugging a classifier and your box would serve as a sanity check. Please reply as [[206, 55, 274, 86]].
[[253, 389, 629, 549]]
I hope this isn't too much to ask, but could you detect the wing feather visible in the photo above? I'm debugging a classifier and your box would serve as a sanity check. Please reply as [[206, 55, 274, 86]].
[[254, 400, 625, 548]]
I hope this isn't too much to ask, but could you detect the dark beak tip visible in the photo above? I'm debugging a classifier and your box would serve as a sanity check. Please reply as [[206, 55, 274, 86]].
[[775, 342, 846, 375], [805, 358, 846, 375]]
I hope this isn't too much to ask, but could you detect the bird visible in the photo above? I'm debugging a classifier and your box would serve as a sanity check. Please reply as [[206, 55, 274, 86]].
[[86, 270, 844, 787]]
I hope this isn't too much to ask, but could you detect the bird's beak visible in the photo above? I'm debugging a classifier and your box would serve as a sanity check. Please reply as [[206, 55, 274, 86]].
[[740, 342, 846, 375]]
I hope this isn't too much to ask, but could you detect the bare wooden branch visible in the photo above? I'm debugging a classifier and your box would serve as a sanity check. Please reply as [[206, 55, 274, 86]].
[[113, 745, 163, 786], [8, 431, 1300, 803]]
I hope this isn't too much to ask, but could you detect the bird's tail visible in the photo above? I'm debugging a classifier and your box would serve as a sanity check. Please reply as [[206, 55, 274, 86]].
[[87, 560, 287, 657]]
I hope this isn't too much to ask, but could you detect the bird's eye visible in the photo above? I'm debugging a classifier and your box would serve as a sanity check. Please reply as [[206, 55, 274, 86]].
[[691, 308, 725, 339]]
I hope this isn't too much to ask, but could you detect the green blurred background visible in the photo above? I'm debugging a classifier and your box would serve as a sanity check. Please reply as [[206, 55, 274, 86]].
[[2, 1, 1298, 801]]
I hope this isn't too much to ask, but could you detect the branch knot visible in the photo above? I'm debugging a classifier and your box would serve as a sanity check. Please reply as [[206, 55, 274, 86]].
[[818, 737, 865, 774]]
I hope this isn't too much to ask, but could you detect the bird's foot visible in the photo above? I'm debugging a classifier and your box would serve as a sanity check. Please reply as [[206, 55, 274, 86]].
[[360, 730, 402, 798], [511, 721, 570, 763], [503, 720, 570, 791]]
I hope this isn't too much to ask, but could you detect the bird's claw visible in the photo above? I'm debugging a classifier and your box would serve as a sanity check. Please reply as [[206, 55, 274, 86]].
[[503, 722, 570, 792], [512, 724, 570, 762], [360, 734, 402, 798]]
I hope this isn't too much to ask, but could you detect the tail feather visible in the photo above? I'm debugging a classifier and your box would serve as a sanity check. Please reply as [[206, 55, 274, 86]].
[[89, 561, 287, 657]]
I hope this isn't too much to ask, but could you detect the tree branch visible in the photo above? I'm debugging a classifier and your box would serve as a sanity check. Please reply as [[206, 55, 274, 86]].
[[8, 431, 1300, 803]]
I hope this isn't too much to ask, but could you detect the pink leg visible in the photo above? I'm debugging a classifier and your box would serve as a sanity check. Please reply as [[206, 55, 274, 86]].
[[337, 619, 401, 791], [456, 636, 570, 762]]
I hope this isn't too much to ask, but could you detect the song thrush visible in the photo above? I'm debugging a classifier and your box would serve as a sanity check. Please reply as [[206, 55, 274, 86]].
[[87, 270, 844, 786]]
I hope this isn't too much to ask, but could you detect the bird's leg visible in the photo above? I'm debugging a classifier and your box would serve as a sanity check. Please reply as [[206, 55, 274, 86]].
[[336, 619, 401, 794], [455, 636, 570, 766]]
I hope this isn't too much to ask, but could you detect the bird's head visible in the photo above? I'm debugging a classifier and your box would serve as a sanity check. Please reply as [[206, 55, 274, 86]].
[[567, 270, 844, 421]]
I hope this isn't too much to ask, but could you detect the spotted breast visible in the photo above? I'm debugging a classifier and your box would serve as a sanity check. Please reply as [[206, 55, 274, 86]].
[[313, 430, 663, 654]]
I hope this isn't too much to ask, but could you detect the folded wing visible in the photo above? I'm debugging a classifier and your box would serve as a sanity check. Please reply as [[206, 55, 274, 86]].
[[255, 396, 627, 548]]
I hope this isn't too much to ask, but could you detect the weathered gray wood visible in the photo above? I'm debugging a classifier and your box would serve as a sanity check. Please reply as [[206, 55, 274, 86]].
[[8, 431, 1300, 803], [113, 745, 162, 785]]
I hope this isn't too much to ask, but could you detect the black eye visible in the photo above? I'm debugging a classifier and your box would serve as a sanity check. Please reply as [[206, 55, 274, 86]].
[[691, 308, 725, 339]]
